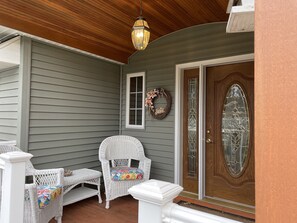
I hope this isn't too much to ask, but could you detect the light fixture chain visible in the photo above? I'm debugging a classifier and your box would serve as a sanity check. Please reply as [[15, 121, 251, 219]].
[[139, 0, 142, 16]]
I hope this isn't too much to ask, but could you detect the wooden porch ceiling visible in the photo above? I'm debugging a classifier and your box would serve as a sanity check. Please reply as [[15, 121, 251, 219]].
[[0, 0, 229, 64]]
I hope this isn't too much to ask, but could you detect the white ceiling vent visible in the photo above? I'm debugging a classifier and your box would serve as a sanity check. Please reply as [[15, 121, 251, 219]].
[[226, 0, 254, 33]]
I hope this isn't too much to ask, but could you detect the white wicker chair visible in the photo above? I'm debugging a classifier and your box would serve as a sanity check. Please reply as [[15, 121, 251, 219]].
[[0, 143, 63, 223], [99, 135, 151, 209]]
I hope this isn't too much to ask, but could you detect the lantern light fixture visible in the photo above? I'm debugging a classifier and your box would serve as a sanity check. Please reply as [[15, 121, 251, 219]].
[[131, 0, 150, 50]]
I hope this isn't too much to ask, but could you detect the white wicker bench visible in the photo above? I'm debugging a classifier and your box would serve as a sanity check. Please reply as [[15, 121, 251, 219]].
[[63, 168, 102, 206]]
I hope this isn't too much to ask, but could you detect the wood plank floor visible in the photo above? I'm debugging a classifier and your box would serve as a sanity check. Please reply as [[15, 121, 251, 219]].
[[50, 195, 138, 223], [49, 194, 255, 223]]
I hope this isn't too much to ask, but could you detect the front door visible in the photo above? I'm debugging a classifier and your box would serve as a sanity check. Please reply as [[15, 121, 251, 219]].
[[205, 62, 255, 206]]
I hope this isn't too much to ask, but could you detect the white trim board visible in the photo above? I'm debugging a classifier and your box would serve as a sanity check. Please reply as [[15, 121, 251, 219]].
[[125, 72, 146, 130], [17, 37, 32, 152], [174, 53, 254, 200]]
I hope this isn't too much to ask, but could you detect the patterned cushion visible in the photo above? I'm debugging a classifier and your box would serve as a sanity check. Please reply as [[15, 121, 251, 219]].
[[111, 167, 144, 181], [37, 185, 62, 209]]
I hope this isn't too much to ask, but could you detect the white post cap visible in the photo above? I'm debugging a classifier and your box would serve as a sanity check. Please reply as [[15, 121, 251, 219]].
[[0, 151, 33, 163], [129, 179, 183, 206]]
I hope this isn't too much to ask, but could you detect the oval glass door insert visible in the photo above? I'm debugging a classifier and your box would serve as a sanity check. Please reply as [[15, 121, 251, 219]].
[[222, 84, 250, 177]]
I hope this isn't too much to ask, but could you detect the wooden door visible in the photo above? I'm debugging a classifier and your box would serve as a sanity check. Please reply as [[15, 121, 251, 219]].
[[205, 62, 255, 206], [183, 68, 199, 194]]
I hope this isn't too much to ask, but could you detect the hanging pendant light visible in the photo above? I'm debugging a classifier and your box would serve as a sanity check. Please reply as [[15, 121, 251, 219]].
[[131, 0, 150, 50]]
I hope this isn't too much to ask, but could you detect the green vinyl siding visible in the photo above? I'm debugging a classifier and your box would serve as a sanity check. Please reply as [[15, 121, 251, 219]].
[[122, 22, 254, 182], [28, 41, 120, 170], [0, 66, 19, 141]]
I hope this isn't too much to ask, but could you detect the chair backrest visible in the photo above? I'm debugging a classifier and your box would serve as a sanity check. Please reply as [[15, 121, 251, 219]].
[[0, 142, 35, 175], [99, 135, 146, 167]]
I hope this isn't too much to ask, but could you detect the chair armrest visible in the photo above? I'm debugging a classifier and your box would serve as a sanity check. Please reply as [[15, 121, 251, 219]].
[[33, 168, 64, 186], [139, 157, 151, 180], [100, 159, 113, 195], [24, 183, 39, 212], [25, 183, 37, 196], [100, 159, 111, 181]]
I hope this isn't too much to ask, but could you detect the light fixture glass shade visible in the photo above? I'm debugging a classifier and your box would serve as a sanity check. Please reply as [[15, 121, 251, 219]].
[[131, 17, 150, 50]]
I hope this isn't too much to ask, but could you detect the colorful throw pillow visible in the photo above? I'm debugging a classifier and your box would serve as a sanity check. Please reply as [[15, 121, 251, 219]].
[[37, 185, 62, 209], [111, 167, 144, 181]]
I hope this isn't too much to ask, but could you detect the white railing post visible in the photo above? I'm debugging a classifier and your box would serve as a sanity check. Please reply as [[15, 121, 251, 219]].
[[130, 180, 243, 223], [0, 151, 33, 223], [128, 179, 183, 223]]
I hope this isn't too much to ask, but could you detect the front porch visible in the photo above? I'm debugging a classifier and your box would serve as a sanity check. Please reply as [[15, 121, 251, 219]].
[[0, 0, 296, 222], [0, 147, 252, 223]]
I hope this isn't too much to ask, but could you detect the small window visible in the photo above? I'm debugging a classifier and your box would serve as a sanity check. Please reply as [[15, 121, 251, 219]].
[[126, 72, 145, 129]]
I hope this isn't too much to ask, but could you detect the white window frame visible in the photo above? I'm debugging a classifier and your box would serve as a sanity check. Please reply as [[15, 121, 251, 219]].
[[126, 72, 145, 129]]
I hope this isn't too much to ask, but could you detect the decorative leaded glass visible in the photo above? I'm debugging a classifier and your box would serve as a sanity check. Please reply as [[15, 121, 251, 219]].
[[187, 78, 197, 177], [222, 84, 250, 177]]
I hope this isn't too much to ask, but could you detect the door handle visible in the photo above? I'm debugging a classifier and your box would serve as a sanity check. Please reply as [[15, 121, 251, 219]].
[[206, 138, 213, 144]]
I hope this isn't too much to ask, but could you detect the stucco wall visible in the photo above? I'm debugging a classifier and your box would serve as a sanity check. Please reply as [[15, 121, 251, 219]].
[[255, 1, 297, 222]]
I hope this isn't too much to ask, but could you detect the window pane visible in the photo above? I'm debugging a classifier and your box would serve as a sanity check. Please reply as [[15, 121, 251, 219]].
[[187, 78, 198, 177], [222, 84, 250, 177], [137, 76, 143, 92], [136, 93, 143, 108], [129, 110, 136, 125], [136, 110, 142, 125], [126, 73, 145, 128], [130, 93, 136, 108], [130, 77, 136, 92]]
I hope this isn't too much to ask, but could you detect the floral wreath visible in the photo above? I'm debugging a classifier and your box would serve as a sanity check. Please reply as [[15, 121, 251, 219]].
[[145, 88, 172, 120]]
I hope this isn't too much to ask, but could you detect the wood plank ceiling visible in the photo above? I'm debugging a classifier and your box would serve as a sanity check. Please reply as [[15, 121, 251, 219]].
[[0, 0, 229, 63]]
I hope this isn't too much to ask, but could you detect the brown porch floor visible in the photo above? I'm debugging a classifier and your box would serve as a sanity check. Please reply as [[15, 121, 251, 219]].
[[50, 195, 138, 223]]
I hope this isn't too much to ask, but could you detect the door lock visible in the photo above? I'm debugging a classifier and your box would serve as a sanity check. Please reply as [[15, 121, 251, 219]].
[[206, 138, 213, 144]]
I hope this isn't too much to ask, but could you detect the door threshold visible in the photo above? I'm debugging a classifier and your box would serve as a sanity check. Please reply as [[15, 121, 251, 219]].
[[180, 191, 198, 199], [176, 195, 255, 220]]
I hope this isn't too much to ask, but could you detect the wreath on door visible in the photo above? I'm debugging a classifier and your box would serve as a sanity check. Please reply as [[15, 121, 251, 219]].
[[145, 88, 172, 120]]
